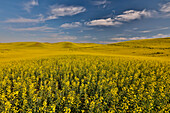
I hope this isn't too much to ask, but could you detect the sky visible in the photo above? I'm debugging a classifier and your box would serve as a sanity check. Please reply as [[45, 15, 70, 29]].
[[0, 0, 170, 43]]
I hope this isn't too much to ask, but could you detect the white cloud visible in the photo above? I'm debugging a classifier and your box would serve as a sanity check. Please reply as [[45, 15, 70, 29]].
[[24, 0, 39, 12], [151, 34, 170, 38], [133, 28, 139, 30], [110, 37, 147, 41], [129, 34, 170, 40], [115, 10, 154, 22], [47, 5, 86, 20], [4, 16, 44, 23], [91, 0, 110, 8], [83, 35, 92, 38], [86, 9, 155, 26], [127, 34, 170, 41], [164, 13, 170, 17], [60, 22, 81, 28], [8, 26, 55, 31], [129, 37, 148, 40], [92, 0, 107, 5], [42, 36, 77, 41], [158, 27, 169, 30], [5, 5, 85, 23], [86, 18, 122, 26], [140, 30, 151, 33], [110, 37, 127, 40], [140, 27, 169, 33], [160, 2, 170, 13], [108, 33, 170, 42]]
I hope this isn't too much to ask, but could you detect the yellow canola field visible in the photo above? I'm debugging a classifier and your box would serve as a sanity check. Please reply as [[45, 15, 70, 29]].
[[0, 55, 169, 112]]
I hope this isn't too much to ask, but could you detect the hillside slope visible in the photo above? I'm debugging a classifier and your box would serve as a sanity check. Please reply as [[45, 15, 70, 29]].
[[109, 37, 170, 49], [0, 38, 169, 61]]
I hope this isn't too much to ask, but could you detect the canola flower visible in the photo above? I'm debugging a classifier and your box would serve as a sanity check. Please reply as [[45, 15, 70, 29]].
[[0, 55, 169, 112]]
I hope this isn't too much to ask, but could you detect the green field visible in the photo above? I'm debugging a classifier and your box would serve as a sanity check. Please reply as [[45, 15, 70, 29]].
[[0, 38, 169, 112]]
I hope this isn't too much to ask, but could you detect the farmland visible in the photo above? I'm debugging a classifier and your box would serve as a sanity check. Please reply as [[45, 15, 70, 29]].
[[0, 38, 170, 112]]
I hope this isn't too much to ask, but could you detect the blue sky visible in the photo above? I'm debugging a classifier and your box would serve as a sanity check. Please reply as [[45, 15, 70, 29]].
[[0, 0, 170, 43]]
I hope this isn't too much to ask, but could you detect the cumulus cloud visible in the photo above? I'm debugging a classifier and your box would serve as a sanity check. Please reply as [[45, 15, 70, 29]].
[[86, 18, 122, 26], [115, 10, 154, 22], [8, 26, 55, 31], [86, 9, 155, 26], [85, 5, 170, 27], [60, 22, 81, 28], [46, 5, 86, 20], [24, 0, 39, 12], [160, 2, 170, 13]]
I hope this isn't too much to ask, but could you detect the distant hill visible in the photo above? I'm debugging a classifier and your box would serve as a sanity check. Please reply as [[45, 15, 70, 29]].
[[108, 37, 170, 49], [1, 37, 169, 48], [0, 38, 169, 61]]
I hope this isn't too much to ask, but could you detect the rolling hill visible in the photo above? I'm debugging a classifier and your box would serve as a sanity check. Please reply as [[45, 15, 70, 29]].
[[0, 37, 169, 62]]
